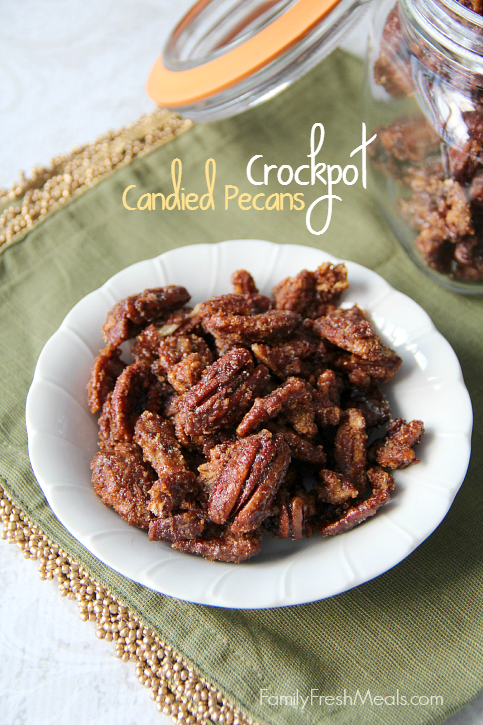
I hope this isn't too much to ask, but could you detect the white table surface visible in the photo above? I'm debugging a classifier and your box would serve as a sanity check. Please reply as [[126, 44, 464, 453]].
[[1, 2, 482, 724]]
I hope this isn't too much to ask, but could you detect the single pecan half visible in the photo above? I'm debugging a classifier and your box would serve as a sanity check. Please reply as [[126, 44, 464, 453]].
[[91, 442, 155, 529], [370, 418, 425, 469], [109, 361, 164, 442], [175, 347, 270, 439], [87, 347, 126, 414], [102, 286, 191, 349], [334, 409, 368, 492], [205, 430, 290, 534], [171, 529, 262, 563]]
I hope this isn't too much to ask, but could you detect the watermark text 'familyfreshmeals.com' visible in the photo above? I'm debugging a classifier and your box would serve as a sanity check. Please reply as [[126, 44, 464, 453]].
[[121, 123, 376, 236]]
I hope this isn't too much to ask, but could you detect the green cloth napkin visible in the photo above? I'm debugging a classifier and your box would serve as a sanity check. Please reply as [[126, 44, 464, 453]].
[[1, 50, 482, 725]]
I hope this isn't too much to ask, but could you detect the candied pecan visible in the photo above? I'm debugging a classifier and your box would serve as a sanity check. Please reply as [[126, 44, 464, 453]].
[[334, 409, 367, 491], [237, 377, 315, 437], [458, 0, 483, 13], [454, 237, 479, 265], [266, 423, 326, 465], [230, 435, 291, 535], [413, 228, 454, 274], [148, 512, 205, 542], [344, 385, 391, 428], [317, 369, 343, 406], [231, 269, 259, 295], [131, 324, 164, 364], [454, 256, 483, 280], [272, 263, 349, 319], [449, 111, 483, 183], [315, 470, 359, 505], [269, 487, 317, 540], [251, 329, 325, 380], [171, 530, 262, 563], [134, 411, 194, 478], [203, 309, 300, 351], [333, 348, 402, 387], [198, 293, 271, 320], [87, 347, 126, 414], [373, 6, 413, 97], [175, 348, 270, 439], [198, 441, 233, 494], [369, 118, 441, 182], [313, 306, 389, 361], [370, 418, 424, 468], [311, 387, 341, 427], [402, 177, 474, 243], [206, 430, 290, 534], [102, 286, 191, 349], [109, 361, 164, 442], [131, 316, 199, 364], [319, 466, 395, 536], [153, 334, 214, 393], [91, 443, 155, 528]]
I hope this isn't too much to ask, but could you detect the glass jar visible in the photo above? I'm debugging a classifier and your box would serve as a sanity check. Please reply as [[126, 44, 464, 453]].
[[147, 0, 371, 121], [366, 0, 483, 293]]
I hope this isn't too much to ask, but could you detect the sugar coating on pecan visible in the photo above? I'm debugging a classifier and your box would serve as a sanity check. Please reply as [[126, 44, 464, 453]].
[[333, 349, 402, 387], [205, 430, 290, 535], [91, 443, 155, 529], [203, 309, 300, 352], [175, 348, 270, 439], [319, 466, 395, 536], [198, 293, 272, 320], [109, 361, 164, 442], [231, 269, 259, 295], [102, 286, 191, 349], [272, 263, 349, 319], [314, 306, 387, 361], [237, 377, 314, 437], [148, 512, 205, 542], [154, 334, 214, 393], [171, 530, 262, 563], [87, 347, 126, 414], [370, 418, 425, 469], [134, 411, 194, 480], [265, 423, 326, 465], [316, 470, 359, 505], [251, 328, 325, 381], [334, 409, 368, 492]]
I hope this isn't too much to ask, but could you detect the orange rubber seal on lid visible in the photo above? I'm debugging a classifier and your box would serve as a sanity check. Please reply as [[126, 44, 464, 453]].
[[147, 0, 344, 107]]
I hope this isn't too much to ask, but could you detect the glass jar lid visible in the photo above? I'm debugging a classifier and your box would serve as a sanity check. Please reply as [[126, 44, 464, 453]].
[[147, 0, 369, 121]]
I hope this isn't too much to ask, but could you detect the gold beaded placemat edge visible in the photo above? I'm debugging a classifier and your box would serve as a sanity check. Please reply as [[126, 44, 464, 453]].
[[0, 109, 192, 256], [0, 479, 254, 725]]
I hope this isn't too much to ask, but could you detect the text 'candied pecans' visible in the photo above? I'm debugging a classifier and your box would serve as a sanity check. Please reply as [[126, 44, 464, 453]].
[[87, 264, 424, 563]]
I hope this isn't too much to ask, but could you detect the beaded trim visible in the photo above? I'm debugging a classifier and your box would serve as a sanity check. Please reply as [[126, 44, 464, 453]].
[[0, 109, 192, 252], [0, 484, 255, 725]]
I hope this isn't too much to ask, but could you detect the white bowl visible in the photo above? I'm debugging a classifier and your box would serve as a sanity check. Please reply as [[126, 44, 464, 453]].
[[25, 240, 473, 609]]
